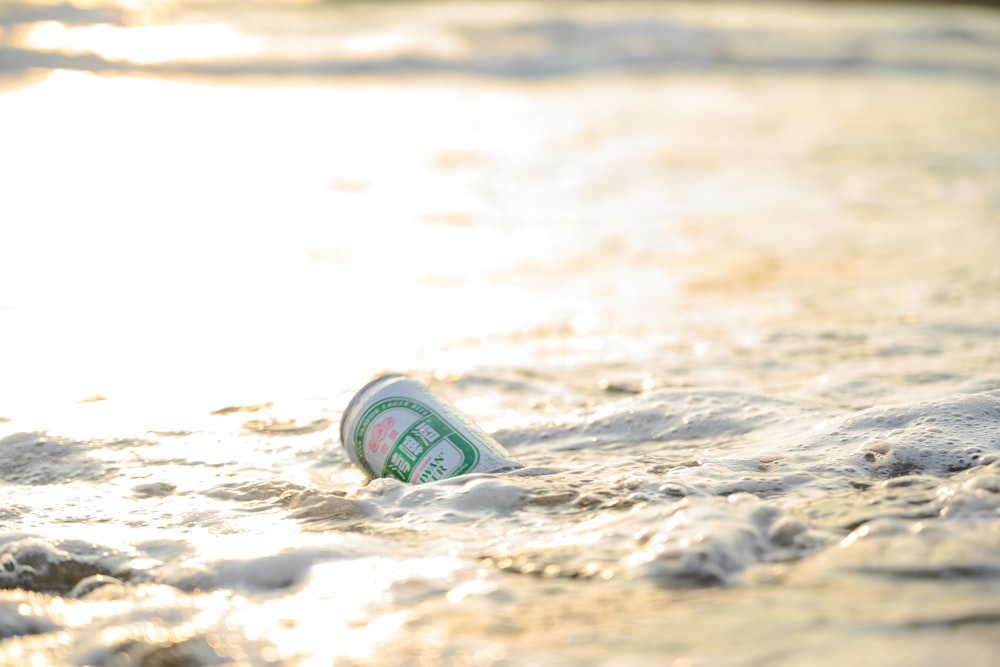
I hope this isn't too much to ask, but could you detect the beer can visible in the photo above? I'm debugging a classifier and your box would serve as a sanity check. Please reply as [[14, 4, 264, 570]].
[[339, 373, 521, 484]]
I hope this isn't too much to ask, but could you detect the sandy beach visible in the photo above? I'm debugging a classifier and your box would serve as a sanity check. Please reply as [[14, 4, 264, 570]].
[[2, 2, 1000, 665]]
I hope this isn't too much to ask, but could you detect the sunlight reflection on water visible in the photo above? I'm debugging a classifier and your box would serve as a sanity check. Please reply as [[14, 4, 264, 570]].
[[23, 21, 260, 64]]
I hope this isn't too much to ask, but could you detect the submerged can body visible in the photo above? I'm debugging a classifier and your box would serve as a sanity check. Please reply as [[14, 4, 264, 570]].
[[340, 374, 520, 484]]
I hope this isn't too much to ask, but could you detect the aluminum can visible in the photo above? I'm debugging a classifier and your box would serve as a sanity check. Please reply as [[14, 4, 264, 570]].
[[340, 373, 520, 483]]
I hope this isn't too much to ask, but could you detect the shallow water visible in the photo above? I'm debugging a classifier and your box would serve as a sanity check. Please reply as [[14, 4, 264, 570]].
[[2, 1, 1000, 665]]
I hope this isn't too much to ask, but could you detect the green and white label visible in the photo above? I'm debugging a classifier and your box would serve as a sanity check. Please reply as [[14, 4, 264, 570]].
[[355, 397, 480, 483]]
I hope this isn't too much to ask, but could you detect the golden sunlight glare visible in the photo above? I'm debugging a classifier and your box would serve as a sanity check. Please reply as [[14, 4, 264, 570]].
[[23, 21, 260, 64]]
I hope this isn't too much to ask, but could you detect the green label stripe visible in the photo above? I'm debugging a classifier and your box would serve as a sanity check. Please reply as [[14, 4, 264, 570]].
[[414, 432, 481, 483], [425, 396, 509, 459], [384, 412, 480, 483], [354, 398, 432, 477]]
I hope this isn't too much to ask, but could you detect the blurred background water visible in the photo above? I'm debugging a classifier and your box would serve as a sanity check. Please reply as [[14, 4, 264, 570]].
[[1, 1, 1000, 666]]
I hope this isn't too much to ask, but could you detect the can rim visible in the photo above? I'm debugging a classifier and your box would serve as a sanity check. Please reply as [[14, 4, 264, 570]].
[[339, 372, 405, 467]]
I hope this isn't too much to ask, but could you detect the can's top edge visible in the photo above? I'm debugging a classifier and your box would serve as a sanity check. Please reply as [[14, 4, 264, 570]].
[[338, 371, 407, 455]]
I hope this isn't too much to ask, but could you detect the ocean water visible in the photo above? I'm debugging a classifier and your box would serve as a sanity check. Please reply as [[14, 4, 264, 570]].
[[2, 1, 1000, 665]]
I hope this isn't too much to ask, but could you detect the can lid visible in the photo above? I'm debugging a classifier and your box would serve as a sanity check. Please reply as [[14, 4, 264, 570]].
[[338, 372, 405, 467]]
